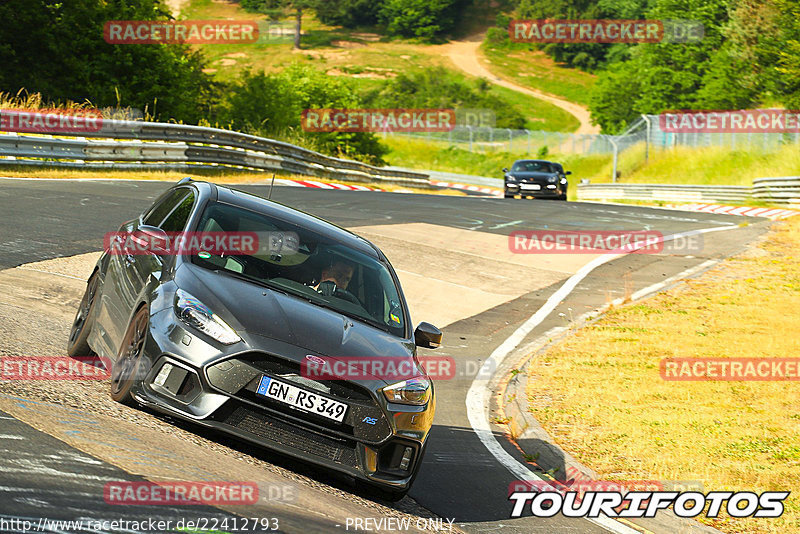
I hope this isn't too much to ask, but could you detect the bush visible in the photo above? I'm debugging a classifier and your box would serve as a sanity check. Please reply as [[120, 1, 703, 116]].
[[315, 0, 384, 27], [218, 65, 388, 164], [379, 0, 468, 40], [362, 67, 527, 129]]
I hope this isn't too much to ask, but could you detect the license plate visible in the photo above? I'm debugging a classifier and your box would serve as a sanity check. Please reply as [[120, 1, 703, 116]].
[[256, 376, 348, 423], [521, 184, 541, 190]]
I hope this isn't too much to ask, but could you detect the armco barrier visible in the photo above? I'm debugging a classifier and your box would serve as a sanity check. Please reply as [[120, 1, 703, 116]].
[[753, 177, 800, 205], [577, 183, 751, 203], [0, 119, 430, 187]]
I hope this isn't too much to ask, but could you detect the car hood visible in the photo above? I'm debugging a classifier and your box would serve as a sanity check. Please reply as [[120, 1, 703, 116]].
[[508, 171, 558, 181], [176, 263, 416, 383]]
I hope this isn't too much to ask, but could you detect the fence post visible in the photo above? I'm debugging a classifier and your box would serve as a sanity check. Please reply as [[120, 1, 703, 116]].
[[525, 129, 530, 154], [609, 137, 619, 183], [641, 114, 651, 163], [468, 126, 473, 152], [508, 128, 512, 151]]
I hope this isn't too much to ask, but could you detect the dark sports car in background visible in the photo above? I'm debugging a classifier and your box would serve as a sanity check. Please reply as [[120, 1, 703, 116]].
[[503, 159, 571, 200], [67, 179, 442, 500]]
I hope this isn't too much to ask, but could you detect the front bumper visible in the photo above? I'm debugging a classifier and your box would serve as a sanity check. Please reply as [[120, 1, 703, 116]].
[[130, 308, 434, 491], [505, 181, 564, 197]]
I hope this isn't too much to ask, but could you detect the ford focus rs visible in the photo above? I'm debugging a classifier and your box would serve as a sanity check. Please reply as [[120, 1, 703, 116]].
[[67, 179, 443, 499]]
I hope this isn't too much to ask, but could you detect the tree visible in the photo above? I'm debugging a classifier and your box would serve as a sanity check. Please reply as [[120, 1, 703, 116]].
[[239, 0, 319, 49], [379, 0, 470, 40], [314, 0, 384, 27], [0, 0, 213, 122]]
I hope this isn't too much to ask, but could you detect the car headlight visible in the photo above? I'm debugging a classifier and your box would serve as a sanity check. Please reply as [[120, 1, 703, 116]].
[[174, 289, 240, 345], [505, 175, 516, 181], [383, 376, 431, 405], [547, 176, 557, 183], [561, 178, 568, 184]]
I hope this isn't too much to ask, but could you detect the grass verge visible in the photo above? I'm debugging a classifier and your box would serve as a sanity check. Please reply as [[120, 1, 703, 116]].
[[525, 217, 800, 534], [481, 43, 597, 107]]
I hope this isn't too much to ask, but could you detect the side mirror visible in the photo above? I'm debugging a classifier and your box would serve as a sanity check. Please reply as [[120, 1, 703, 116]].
[[502, 168, 509, 173], [414, 322, 442, 349], [565, 171, 572, 175], [131, 225, 169, 255]]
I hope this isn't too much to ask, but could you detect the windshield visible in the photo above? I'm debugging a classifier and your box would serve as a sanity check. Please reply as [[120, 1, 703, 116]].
[[191, 202, 406, 337], [512, 161, 554, 173]]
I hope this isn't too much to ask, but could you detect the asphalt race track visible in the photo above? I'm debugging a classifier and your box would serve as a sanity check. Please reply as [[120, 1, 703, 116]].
[[0, 178, 771, 534]]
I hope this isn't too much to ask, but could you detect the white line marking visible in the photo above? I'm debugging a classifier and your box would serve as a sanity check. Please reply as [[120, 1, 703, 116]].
[[466, 224, 738, 533], [0, 435, 25, 440]]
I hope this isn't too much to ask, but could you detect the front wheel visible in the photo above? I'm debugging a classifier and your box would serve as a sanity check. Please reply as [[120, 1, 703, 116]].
[[110, 306, 149, 405], [67, 272, 99, 357]]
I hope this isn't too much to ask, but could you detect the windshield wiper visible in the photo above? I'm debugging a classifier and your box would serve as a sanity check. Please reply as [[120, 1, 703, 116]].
[[212, 269, 287, 295]]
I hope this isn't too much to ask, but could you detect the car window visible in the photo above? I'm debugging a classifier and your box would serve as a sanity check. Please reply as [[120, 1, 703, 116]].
[[191, 202, 406, 337], [160, 191, 196, 232], [142, 188, 190, 228], [512, 161, 553, 173]]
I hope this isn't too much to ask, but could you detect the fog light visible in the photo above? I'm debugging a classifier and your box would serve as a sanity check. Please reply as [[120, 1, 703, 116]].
[[154, 363, 174, 386], [399, 447, 413, 471]]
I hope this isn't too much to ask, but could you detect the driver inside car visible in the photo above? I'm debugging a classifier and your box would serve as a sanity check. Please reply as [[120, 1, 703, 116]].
[[315, 259, 354, 297]]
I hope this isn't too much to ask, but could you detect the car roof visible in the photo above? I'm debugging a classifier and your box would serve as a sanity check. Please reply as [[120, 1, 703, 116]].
[[513, 159, 557, 165], [189, 181, 381, 259]]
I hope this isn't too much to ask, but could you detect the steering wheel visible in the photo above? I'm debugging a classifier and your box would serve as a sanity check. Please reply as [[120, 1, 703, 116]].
[[318, 281, 360, 305]]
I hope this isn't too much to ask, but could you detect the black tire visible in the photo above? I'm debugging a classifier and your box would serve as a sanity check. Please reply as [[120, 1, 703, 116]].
[[67, 271, 99, 357], [559, 193, 568, 201], [110, 306, 149, 406], [504, 193, 515, 199]]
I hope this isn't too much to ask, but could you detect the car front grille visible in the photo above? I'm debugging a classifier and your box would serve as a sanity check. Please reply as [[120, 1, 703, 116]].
[[206, 352, 393, 442], [222, 403, 359, 468]]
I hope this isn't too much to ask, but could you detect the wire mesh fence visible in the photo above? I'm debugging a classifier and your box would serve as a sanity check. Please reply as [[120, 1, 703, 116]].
[[384, 115, 800, 157]]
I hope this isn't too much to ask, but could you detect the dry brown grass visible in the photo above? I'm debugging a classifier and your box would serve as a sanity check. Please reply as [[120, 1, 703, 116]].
[[526, 217, 800, 533]]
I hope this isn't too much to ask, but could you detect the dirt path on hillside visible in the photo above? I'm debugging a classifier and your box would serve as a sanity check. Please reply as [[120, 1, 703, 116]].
[[439, 33, 600, 134]]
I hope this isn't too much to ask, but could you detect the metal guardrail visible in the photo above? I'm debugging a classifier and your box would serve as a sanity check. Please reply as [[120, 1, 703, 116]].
[[0, 119, 431, 187], [752, 177, 800, 204], [577, 183, 751, 203]]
